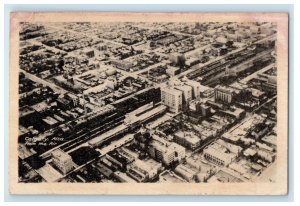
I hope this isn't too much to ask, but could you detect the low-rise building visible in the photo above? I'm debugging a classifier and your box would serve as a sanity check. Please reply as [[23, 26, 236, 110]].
[[203, 142, 237, 167], [149, 135, 186, 166], [126, 162, 149, 182], [174, 164, 197, 182], [159, 170, 186, 183], [215, 139, 242, 155], [110, 59, 133, 71], [113, 171, 137, 183], [174, 131, 201, 150], [257, 149, 275, 163], [166, 65, 180, 77], [51, 149, 74, 174], [132, 159, 162, 180]]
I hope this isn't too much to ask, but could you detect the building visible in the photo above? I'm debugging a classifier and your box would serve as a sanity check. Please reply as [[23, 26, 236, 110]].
[[149, 135, 186, 166], [261, 135, 277, 148], [106, 150, 129, 172], [83, 48, 95, 58], [199, 103, 211, 117], [257, 149, 275, 163], [95, 162, 113, 178], [182, 77, 201, 99], [117, 147, 139, 162], [97, 43, 107, 51], [174, 131, 201, 150], [159, 170, 185, 183], [113, 171, 137, 183], [169, 52, 185, 66], [203, 142, 237, 167], [133, 128, 152, 150], [166, 65, 180, 77], [174, 164, 197, 182], [110, 59, 133, 71], [175, 84, 193, 103], [188, 101, 211, 118], [124, 104, 167, 129], [65, 93, 80, 107], [126, 162, 149, 182], [161, 86, 183, 113], [51, 149, 74, 174], [214, 85, 235, 104], [130, 159, 162, 180], [215, 139, 242, 155]]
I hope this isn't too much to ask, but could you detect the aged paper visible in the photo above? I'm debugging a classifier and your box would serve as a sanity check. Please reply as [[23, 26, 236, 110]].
[[9, 12, 288, 195]]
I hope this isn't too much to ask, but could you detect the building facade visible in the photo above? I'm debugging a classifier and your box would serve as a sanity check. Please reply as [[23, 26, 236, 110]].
[[149, 136, 186, 166], [203, 142, 236, 167], [174, 131, 201, 150], [161, 87, 183, 113], [51, 148, 74, 174], [214, 85, 235, 104]]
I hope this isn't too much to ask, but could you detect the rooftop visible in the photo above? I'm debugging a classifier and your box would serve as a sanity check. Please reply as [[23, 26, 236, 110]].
[[51, 148, 72, 161]]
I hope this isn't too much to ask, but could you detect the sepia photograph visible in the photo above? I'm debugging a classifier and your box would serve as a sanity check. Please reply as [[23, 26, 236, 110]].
[[9, 12, 288, 195]]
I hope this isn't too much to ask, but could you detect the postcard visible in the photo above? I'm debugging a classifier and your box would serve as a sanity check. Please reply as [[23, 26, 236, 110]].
[[9, 12, 288, 195]]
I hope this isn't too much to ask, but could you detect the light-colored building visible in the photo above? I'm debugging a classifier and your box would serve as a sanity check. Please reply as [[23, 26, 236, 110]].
[[51, 149, 74, 174], [257, 149, 275, 163], [161, 86, 183, 113], [174, 131, 201, 150], [216, 139, 242, 155], [174, 164, 197, 182], [117, 147, 139, 162], [166, 65, 180, 76], [214, 85, 235, 104], [110, 59, 133, 71], [175, 84, 193, 103], [203, 142, 237, 167], [126, 163, 149, 182], [133, 159, 162, 180], [149, 135, 186, 166], [159, 170, 186, 183], [183, 78, 201, 99], [113, 171, 137, 183]]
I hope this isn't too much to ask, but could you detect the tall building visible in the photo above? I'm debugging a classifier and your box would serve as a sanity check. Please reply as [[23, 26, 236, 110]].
[[214, 85, 235, 104], [169, 52, 186, 66], [161, 86, 183, 113], [51, 149, 74, 174], [182, 77, 201, 99], [175, 84, 193, 103]]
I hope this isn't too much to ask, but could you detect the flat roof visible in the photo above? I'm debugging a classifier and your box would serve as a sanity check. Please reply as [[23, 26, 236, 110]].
[[88, 124, 127, 146], [18, 144, 37, 160], [262, 135, 277, 146], [161, 86, 183, 96], [175, 131, 201, 144], [52, 148, 71, 161], [31, 101, 49, 113], [159, 171, 185, 183]]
